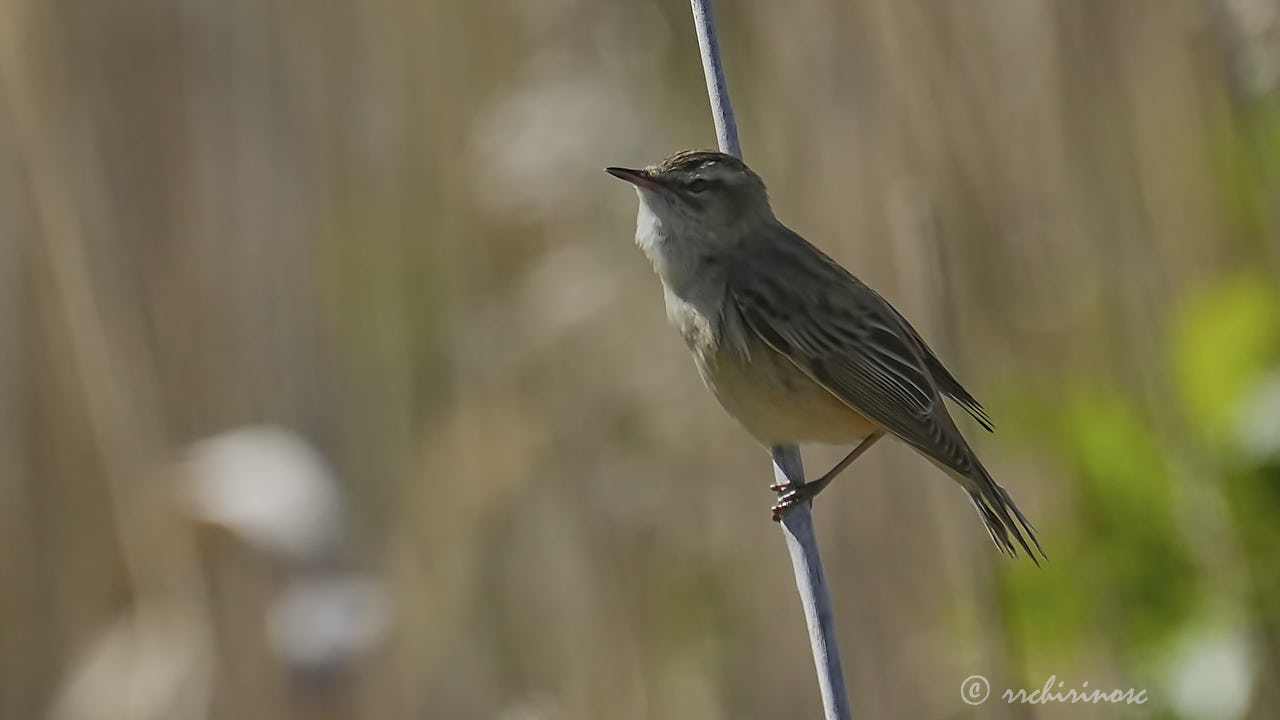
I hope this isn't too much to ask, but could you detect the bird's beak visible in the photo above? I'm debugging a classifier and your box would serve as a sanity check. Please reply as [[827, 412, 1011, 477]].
[[606, 166, 663, 192]]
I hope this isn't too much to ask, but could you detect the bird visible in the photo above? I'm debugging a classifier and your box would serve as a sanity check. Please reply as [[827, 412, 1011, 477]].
[[606, 149, 1041, 561]]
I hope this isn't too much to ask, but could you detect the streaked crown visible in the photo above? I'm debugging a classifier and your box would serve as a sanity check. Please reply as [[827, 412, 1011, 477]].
[[650, 150, 766, 196]]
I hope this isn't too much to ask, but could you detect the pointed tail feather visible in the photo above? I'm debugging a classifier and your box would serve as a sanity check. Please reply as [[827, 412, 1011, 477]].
[[964, 468, 1043, 564]]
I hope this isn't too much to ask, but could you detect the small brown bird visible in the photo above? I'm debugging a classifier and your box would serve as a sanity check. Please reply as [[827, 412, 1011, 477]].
[[607, 150, 1041, 561]]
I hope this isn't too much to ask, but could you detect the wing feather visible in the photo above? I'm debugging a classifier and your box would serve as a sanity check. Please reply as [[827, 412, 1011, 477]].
[[730, 232, 969, 472], [729, 227, 1041, 560]]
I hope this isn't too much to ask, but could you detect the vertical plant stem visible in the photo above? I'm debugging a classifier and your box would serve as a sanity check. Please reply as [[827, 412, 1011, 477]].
[[772, 447, 853, 720], [688, 2, 852, 718], [690, 0, 741, 158]]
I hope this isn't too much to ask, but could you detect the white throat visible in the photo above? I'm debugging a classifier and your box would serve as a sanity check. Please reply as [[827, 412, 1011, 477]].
[[633, 194, 717, 300]]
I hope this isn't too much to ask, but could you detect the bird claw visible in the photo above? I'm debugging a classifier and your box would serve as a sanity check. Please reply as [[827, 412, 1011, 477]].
[[770, 485, 816, 522]]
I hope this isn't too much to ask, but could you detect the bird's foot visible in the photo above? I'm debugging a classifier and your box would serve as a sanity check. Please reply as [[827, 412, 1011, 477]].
[[770, 482, 818, 522]]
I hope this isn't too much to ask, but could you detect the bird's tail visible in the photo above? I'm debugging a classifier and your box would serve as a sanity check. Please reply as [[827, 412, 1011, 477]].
[[963, 464, 1043, 564]]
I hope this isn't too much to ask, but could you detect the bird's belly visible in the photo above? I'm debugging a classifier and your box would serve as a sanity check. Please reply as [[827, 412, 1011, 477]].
[[696, 340, 878, 447]]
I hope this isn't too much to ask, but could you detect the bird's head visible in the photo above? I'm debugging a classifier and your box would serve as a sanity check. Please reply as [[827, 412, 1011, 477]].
[[607, 150, 774, 248]]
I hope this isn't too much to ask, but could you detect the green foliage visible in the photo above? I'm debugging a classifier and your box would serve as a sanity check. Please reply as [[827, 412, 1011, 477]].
[[1002, 389, 1199, 664], [1064, 392, 1199, 652], [1224, 464, 1280, 618], [1171, 275, 1280, 444], [1173, 273, 1280, 624], [999, 271, 1280, 711]]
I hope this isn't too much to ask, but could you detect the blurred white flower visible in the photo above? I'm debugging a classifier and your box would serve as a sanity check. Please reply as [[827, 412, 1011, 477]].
[[182, 426, 393, 680], [46, 607, 212, 720], [267, 572, 391, 673], [1235, 370, 1280, 462], [181, 426, 346, 563], [1164, 630, 1254, 720]]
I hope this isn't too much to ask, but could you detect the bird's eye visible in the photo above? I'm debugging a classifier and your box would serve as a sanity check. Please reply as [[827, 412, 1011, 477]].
[[688, 179, 709, 194]]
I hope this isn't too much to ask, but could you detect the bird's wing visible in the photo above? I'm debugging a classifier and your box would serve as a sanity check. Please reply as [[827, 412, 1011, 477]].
[[883, 298, 993, 431], [729, 229, 974, 475], [729, 227, 1040, 560]]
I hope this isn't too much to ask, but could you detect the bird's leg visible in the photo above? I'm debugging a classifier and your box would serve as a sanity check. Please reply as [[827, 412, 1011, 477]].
[[771, 431, 885, 521]]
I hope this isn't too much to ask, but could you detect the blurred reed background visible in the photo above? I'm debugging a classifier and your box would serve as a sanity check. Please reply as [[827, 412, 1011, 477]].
[[3, 0, 1280, 718]]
